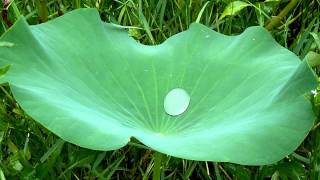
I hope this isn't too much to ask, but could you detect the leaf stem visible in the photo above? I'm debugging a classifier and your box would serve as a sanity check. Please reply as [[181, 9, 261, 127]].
[[213, 162, 222, 180], [152, 152, 163, 180]]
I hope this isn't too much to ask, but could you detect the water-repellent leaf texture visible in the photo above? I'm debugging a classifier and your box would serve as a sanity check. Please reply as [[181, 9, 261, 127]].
[[0, 8, 317, 165]]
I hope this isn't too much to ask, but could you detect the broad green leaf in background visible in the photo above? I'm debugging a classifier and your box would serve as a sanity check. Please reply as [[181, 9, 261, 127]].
[[305, 51, 320, 67], [219, 1, 251, 20], [0, 8, 317, 165], [0, 65, 10, 78], [310, 32, 320, 50]]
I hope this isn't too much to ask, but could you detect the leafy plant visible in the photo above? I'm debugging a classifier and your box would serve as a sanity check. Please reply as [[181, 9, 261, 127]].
[[0, 7, 317, 170]]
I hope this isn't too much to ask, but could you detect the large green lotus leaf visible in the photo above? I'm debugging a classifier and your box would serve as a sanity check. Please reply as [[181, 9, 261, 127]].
[[0, 8, 317, 165]]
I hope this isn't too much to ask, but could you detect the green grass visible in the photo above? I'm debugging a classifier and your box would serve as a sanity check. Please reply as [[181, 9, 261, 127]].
[[0, 0, 320, 179]]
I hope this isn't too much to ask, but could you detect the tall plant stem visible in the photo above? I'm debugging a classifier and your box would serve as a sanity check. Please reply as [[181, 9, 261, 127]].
[[266, 0, 300, 30], [37, 0, 48, 22], [152, 152, 164, 180], [1, 0, 12, 27]]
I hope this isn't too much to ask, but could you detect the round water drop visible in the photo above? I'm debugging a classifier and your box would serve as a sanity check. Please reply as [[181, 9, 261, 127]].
[[164, 88, 190, 116]]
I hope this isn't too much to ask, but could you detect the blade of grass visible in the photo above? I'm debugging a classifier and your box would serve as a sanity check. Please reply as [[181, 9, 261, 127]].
[[0, 167, 5, 180], [196, 1, 210, 23], [138, 0, 155, 44], [40, 139, 65, 163], [101, 155, 125, 179], [182, 161, 198, 179]]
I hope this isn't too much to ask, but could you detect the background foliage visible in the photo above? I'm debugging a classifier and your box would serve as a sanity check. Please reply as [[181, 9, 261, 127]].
[[0, 0, 320, 179]]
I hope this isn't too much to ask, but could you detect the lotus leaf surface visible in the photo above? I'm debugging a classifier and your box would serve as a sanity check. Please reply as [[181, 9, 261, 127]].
[[0, 8, 317, 165]]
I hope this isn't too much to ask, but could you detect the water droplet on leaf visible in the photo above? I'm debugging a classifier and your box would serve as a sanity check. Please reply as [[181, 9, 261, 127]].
[[164, 88, 190, 116]]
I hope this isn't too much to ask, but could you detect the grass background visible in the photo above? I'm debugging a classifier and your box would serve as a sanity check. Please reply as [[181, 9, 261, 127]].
[[0, 0, 320, 179]]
